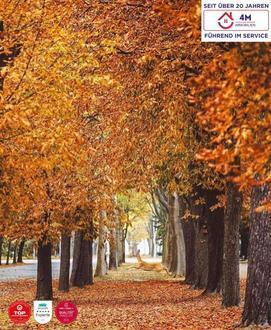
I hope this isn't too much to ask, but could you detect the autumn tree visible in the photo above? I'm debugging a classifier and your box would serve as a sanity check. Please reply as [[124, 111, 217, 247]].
[[0, 0, 101, 299], [195, 42, 271, 323]]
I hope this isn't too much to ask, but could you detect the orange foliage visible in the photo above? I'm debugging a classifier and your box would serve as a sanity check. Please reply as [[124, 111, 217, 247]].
[[1, 0, 270, 241], [0, 0, 116, 240]]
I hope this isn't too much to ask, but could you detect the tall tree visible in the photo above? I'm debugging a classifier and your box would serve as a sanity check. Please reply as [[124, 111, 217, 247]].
[[194, 219, 208, 289], [222, 182, 242, 307], [6, 240, 11, 265], [109, 228, 118, 270], [59, 233, 71, 292], [0, 236, 3, 265], [17, 240, 25, 263], [181, 194, 198, 285], [70, 230, 93, 287], [169, 194, 185, 276], [242, 184, 271, 326], [203, 189, 224, 294], [36, 239, 53, 300], [12, 242, 17, 264], [95, 215, 107, 277]]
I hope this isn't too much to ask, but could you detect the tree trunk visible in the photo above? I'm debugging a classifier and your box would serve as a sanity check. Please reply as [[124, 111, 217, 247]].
[[116, 224, 123, 266], [203, 189, 224, 294], [162, 220, 170, 268], [88, 238, 93, 284], [240, 222, 249, 260], [147, 238, 154, 257], [6, 240, 11, 265], [222, 182, 242, 307], [175, 194, 186, 276], [168, 194, 186, 276], [182, 189, 206, 287], [76, 238, 93, 287], [147, 219, 155, 257], [0, 236, 3, 265], [167, 197, 177, 274], [12, 243, 17, 264], [17, 240, 25, 263], [53, 243, 60, 257], [59, 234, 71, 292], [70, 231, 82, 285], [182, 217, 196, 284], [170, 239, 177, 274], [242, 184, 271, 326], [36, 240, 53, 300], [122, 234, 126, 264], [95, 218, 107, 277], [70, 231, 93, 287], [122, 225, 128, 264], [109, 228, 117, 270], [194, 220, 208, 289]]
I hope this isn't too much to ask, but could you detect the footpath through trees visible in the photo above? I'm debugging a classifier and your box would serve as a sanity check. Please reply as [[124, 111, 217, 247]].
[[0, 263, 243, 329]]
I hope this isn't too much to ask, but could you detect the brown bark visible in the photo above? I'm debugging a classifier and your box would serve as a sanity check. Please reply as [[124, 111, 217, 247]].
[[59, 234, 71, 292], [70, 231, 82, 285], [89, 240, 94, 284], [168, 196, 177, 274], [222, 182, 242, 307], [242, 184, 271, 326], [95, 218, 107, 277], [194, 220, 208, 289], [12, 242, 17, 264], [6, 240, 11, 265], [0, 236, 2, 265], [70, 231, 93, 287], [169, 238, 177, 274], [122, 234, 126, 264], [116, 224, 123, 266], [77, 238, 93, 286], [17, 240, 25, 263], [174, 195, 186, 276], [109, 228, 117, 270], [240, 222, 249, 260], [180, 196, 196, 284], [203, 189, 224, 294], [162, 221, 170, 267], [182, 217, 196, 284], [182, 189, 207, 288], [36, 240, 53, 300], [147, 218, 155, 257], [122, 224, 128, 264]]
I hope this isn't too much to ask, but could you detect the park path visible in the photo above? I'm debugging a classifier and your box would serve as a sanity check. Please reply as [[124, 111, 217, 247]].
[[0, 260, 64, 282], [0, 257, 247, 282], [0, 262, 245, 329]]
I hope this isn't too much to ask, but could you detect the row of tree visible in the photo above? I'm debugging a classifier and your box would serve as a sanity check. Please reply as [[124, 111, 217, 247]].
[[0, 238, 25, 265], [0, 0, 270, 327]]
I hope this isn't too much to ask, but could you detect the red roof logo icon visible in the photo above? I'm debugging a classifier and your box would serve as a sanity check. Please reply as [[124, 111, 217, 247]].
[[218, 12, 234, 29]]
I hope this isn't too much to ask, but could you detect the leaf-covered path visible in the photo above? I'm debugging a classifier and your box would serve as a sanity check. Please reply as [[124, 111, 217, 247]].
[[0, 264, 243, 329]]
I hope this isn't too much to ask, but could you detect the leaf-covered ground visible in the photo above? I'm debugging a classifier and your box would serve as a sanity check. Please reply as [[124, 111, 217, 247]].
[[0, 263, 25, 269], [0, 264, 245, 329]]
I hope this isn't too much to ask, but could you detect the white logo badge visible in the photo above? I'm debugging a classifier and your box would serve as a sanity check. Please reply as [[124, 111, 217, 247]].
[[202, 0, 271, 42], [34, 301, 52, 324]]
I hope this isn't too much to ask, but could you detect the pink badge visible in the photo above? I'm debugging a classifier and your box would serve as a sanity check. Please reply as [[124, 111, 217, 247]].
[[55, 301, 78, 324]]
